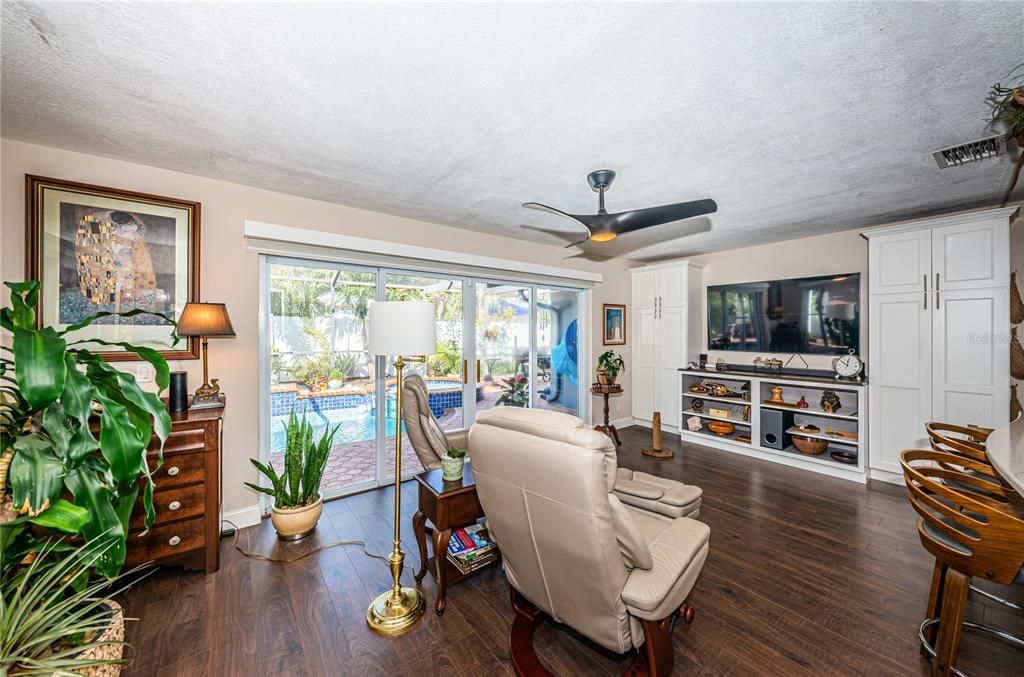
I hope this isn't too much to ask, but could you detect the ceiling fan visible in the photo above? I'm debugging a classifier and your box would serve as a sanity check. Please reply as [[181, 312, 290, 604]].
[[522, 169, 717, 246]]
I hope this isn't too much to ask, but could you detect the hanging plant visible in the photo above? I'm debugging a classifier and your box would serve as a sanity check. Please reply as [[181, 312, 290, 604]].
[[986, 62, 1024, 204]]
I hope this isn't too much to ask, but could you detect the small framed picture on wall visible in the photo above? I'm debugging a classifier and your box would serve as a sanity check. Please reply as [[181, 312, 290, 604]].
[[602, 304, 626, 345], [25, 175, 201, 361]]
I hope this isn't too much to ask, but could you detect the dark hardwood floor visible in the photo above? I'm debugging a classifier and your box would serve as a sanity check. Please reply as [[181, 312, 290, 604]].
[[121, 426, 1023, 676]]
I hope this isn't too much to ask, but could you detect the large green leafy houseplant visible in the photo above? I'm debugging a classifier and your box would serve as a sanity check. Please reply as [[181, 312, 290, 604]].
[[0, 281, 173, 577], [245, 410, 337, 508]]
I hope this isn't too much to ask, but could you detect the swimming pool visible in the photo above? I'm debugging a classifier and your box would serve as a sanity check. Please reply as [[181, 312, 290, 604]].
[[270, 402, 400, 453]]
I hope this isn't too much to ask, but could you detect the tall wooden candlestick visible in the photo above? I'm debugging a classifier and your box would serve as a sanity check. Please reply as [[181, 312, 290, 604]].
[[643, 410, 674, 458]]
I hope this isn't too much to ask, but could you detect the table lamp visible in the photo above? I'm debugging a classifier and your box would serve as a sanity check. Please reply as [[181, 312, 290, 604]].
[[176, 302, 235, 408], [365, 300, 436, 635]]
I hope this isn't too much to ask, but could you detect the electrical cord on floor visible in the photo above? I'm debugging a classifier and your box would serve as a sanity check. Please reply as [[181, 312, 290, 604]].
[[221, 520, 390, 565]]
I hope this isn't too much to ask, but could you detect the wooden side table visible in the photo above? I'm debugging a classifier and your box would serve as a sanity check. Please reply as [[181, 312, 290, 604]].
[[412, 463, 496, 614], [592, 382, 623, 445]]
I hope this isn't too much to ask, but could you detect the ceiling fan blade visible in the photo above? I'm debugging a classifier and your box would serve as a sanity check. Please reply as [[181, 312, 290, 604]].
[[563, 236, 592, 248], [518, 224, 587, 245], [610, 198, 717, 236], [522, 202, 591, 232]]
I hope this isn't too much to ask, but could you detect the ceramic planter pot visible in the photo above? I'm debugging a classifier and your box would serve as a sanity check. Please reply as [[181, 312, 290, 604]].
[[441, 457, 464, 482], [597, 369, 609, 385], [327, 379, 344, 390], [271, 496, 323, 541]]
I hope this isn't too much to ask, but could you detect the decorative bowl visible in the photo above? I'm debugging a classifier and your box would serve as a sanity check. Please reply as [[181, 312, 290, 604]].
[[707, 420, 735, 436], [792, 435, 828, 455]]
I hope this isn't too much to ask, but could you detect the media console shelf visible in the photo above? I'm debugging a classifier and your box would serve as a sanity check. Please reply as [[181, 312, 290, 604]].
[[678, 368, 868, 483]]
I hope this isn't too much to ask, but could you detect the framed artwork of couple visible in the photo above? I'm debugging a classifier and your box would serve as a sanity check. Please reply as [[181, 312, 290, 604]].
[[602, 304, 626, 345], [25, 175, 201, 361]]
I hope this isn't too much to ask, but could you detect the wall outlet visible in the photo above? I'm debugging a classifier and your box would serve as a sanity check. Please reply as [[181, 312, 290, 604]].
[[135, 363, 154, 383]]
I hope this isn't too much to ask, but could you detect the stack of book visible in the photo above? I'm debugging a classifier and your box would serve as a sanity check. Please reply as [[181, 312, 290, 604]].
[[446, 523, 498, 575]]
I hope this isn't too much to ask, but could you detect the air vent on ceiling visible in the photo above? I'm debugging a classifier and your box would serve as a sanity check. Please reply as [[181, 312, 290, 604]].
[[932, 134, 1005, 169]]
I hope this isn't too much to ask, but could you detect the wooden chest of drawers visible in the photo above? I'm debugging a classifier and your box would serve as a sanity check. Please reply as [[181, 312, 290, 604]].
[[124, 404, 224, 574]]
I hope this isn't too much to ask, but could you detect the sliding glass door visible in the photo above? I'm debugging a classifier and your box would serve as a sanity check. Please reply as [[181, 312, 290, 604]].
[[535, 287, 580, 415], [267, 261, 379, 497], [383, 272, 465, 482], [475, 282, 532, 411], [261, 256, 587, 500]]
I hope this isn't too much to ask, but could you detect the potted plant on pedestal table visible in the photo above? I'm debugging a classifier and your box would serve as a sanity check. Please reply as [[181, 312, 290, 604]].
[[597, 350, 625, 386]]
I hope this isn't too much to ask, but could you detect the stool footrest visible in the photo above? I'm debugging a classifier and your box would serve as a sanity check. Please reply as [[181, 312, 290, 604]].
[[919, 617, 1024, 677]]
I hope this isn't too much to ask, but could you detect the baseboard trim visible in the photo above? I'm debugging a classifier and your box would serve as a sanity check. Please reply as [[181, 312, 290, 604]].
[[221, 505, 262, 531], [611, 416, 635, 429], [868, 468, 905, 486]]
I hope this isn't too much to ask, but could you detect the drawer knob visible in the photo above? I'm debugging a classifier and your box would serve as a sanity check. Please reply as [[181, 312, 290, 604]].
[[168, 500, 181, 511], [167, 466, 180, 476], [168, 536, 181, 547]]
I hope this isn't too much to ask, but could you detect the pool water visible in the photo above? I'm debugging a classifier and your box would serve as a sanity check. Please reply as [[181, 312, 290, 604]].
[[269, 380, 462, 453], [270, 402, 400, 453]]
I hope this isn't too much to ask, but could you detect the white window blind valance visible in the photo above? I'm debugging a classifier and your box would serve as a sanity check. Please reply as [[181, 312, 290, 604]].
[[244, 220, 602, 288]]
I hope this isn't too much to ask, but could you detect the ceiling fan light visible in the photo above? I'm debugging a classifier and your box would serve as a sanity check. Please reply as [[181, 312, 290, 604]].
[[590, 232, 617, 243]]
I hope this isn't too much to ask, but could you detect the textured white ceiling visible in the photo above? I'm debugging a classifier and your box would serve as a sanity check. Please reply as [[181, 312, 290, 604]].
[[2, 2, 1022, 261]]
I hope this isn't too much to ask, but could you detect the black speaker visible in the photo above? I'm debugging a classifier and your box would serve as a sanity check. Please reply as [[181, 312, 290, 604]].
[[760, 408, 794, 450], [169, 371, 189, 413]]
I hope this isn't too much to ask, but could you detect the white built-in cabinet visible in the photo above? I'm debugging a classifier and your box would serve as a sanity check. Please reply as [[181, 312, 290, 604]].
[[631, 261, 703, 428], [863, 207, 1018, 480]]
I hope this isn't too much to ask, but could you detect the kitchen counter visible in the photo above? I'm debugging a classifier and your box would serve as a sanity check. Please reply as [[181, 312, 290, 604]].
[[987, 415, 1024, 496]]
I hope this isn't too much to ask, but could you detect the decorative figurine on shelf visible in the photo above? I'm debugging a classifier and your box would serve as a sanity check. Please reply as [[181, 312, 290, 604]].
[[797, 396, 809, 409], [768, 386, 786, 404], [686, 416, 703, 432], [692, 398, 704, 412], [820, 389, 842, 414], [715, 358, 727, 372], [643, 412, 674, 459], [742, 405, 750, 422]]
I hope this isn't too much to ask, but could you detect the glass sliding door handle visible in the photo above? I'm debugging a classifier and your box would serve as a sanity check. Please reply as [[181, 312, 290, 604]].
[[463, 359, 468, 384]]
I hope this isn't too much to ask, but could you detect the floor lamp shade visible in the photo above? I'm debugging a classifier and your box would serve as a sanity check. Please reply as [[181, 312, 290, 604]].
[[368, 301, 436, 356]]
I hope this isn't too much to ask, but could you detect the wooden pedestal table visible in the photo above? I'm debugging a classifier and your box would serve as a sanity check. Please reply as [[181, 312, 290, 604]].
[[592, 382, 623, 446], [412, 463, 497, 615]]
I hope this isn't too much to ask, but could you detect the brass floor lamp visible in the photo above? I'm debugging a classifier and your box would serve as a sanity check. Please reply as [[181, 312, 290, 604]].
[[365, 300, 436, 635]]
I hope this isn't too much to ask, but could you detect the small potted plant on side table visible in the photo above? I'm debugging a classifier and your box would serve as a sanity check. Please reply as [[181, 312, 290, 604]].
[[597, 350, 625, 385], [246, 410, 339, 540], [441, 446, 465, 482]]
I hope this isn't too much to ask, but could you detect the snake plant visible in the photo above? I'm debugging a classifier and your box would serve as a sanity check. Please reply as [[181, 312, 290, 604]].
[[245, 410, 338, 508], [0, 281, 173, 578]]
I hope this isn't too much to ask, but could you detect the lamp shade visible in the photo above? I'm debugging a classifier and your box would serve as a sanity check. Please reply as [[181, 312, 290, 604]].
[[176, 302, 236, 337], [368, 301, 436, 356]]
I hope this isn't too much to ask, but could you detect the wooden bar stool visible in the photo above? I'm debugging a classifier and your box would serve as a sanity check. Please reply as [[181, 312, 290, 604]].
[[901, 448, 1024, 676], [926, 421, 1023, 512]]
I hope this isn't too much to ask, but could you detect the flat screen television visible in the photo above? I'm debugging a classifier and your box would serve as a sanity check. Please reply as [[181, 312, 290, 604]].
[[707, 273, 860, 355]]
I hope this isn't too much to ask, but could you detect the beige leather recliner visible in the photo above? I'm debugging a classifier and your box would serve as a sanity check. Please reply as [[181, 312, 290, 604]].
[[401, 374, 469, 470], [469, 407, 710, 675]]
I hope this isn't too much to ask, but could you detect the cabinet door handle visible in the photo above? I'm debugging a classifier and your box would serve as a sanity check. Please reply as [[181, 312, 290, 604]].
[[166, 466, 180, 476], [935, 272, 940, 291], [936, 290, 940, 307], [924, 291, 927, 310], [923, 274, 927, 292], [168, 500, 181, 511], [168, 536, 181, 547]]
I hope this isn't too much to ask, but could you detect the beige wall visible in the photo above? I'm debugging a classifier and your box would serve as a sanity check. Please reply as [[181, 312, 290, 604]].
[[688, 229, 869, 371], [0, 139, 634, 517], [1013, 217, 1023, 416]]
